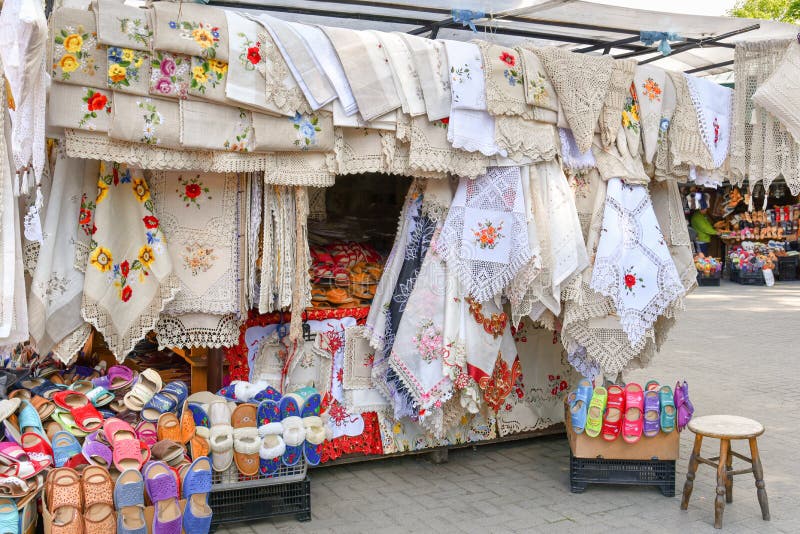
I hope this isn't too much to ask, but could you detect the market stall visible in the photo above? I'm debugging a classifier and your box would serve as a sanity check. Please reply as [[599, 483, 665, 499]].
[[0, 0, 798, 531]]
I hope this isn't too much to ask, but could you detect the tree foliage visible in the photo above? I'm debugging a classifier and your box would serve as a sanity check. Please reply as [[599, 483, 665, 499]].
[[729, 0, 800, 23]]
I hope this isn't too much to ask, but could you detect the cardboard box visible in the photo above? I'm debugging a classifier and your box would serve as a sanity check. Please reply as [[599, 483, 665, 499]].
[[565, 402, 680, 461]]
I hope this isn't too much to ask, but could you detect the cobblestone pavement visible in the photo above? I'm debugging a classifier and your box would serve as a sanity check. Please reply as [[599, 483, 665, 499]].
[[218, 281, 800, 534]]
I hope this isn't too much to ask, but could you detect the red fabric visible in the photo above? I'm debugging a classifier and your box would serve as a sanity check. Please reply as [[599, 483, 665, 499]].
[[319, 411, 383, 463]]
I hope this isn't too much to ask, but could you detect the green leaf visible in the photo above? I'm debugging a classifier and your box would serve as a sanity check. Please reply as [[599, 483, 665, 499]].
[[54, 36, 64, 44], [119, 61, 131, 68], [60, 29, 68, 37], [131, 260, 142, 270]]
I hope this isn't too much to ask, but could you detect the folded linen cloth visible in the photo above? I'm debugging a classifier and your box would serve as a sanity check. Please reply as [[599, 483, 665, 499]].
[[151, 1, 229, 62], [252, 110, 334, 152], [48, 83, 114, 132], [95, 0, 152, 51], [181, 100, 253, 152], [322, 26, 401, 121], [51, 7, 106, 87], [371, 31, 426, 117], [110, 92, 181, 149], [400, 34, 451, 121]]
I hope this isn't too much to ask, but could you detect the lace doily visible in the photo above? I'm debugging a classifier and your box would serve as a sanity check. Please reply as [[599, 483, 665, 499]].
[[333, 127, 387, 175], [155, 313, 241, 350], [448, 108, 506, 157], [477, 41, 533, 119], [409, 115, 488, 178], [683, 73, 733, 169], [591, 178, 685, 346], [667, 71, 715, 171], [530, 46, 614, 153], [495, 116, 558, 163], [437, 167, 531, 302], [51, 323, 92, 366]]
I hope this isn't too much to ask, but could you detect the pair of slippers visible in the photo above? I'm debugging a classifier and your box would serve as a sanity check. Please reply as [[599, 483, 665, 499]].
[[139, 458, 212, 534]]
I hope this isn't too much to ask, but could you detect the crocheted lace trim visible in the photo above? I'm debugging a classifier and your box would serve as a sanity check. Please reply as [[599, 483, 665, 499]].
[[599, 59, 636, 148], [667, 71, 715, 170], [409, 116, 487, 178], [155, 314, 241, 350], [495, 117, 559, 163]]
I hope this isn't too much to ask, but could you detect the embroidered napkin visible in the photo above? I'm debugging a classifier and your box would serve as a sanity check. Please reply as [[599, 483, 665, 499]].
[[683, 74, 733, 169], [443, 40, 486, 111], [437, 167, 531, 302], [81, 163, 180, 361], [188, 56, 228, 102], [333, 127, 386, 175], [28, 153, 97, 359], [409, 115, 488, 178], [495, 116, 558, 163], [224, 12, 269, 111], [51, 8, 106, 87], [559, 128, 596, 170], [258, 28, 313, 117], [288, 21, 358, 115], [149, 51, 190, 100], [255, 15, 334, 110], [448, 108, 506, 157], [531, 47, 614, 153], [753, 41, 800, 145], [401, 35, 451, 121], [252, 110, 334, 152], [106, 46, 152, 96], [151, 2, 229, 62], [181, 100, 253, 152], [149, 170, 240, 315], [110, 92, 181, 149], [48, 83, 113, 132], [372, 31, 426, 117], [333, 101, 396, 130], [634, 65, 667, 163], [95, 0, 152, 51], [322, 26, 400, 121], [343, 326, 376, 390], [591, 178, 685, 345], [478, 42, 531, 118], [518, 47, 558, 112]]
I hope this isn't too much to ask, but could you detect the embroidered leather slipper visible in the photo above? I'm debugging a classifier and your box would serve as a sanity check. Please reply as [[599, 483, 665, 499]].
[[52, 431, 82, 468], [142, 381, 188, 422], [181, 457, 212, 534], [17, 399, 45, 437], [52, 391, 103, 432], [232, 404, 259, 477], [46, 468, 83, 534], [251, 384, 282, 403], [584, 387, 607, 438], [601, 385, 625, 442], [136, 421, 158, 447], [151, 440, 186, 468], [281, 416, 305, 467], [0, 443, 49, 480], [123, 369, 162, 412], [659, 385, 676, 433], [114, 468, 146, 534], [186, 403, 210, 429], [21, 431, 54, 465], [622, 383, 644, 444], [208, 402, 233, 472], [157, 413, 183, 442], [143, 461, 182, 534], [259, 434, 285, 476], [0, 476, 32, 498], [189, 432, 210, 461], [302, 416, 325, 466], [105, 418, 143, 471], [81, 465, 115, 534], [643, 388, 661, 437], [179, 401, 196, 444], [279, 395, 300, 419]]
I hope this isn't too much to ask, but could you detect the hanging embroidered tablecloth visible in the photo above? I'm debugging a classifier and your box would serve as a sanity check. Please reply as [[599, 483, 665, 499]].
[[81, 163, 180, 360]]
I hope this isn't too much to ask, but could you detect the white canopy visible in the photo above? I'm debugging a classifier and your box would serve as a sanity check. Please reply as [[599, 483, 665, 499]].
[[215, 0, 799, 78]]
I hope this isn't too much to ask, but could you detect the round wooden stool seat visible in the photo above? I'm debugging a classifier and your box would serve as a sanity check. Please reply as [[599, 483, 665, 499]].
[[688, 415, 765, 439]]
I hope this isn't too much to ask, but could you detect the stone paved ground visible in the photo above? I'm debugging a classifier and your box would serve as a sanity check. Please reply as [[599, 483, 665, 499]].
[[218, 280, 800, 533]]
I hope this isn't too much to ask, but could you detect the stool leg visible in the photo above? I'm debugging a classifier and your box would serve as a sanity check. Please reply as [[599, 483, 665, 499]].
[[681, 433, 703, 510], [749, 438, 770, 521], [714, 439, 729, 529], [725, 440, 733, 503]]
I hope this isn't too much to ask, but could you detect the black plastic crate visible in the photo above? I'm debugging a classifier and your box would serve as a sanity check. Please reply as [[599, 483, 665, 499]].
[[777, 256, 799, 281], [696, 273, 721, 286], [730, 269, 765, 285], [569, 453, 675, 496], [210, 476, 311, 529]]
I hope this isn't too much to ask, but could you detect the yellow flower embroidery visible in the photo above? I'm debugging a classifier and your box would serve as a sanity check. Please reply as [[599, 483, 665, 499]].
[[622, 113, 631, 129], [96, 180, 109, 203], [122, 49, 135, 62], [134, 56, 144, 68], [191, 28, 214, 49], [108, 64, 127, 83], [392, 422, 402, 434], [63, 34, 83, 53], [192, 66, 209, 84], [208, 60, 227, 75], [132, 178, 150, 203], [90, 246, 113, 272], [59, 54, 79, 73], [138, 245, 155, 268]]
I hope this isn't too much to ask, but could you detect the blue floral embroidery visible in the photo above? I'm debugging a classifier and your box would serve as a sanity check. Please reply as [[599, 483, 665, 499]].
[[291, 112, 322, 150]]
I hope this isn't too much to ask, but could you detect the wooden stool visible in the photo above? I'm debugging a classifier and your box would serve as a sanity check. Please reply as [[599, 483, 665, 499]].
[[680, 415, 769, 529]]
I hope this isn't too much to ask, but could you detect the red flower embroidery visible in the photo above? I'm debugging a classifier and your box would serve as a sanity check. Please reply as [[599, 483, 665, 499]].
[[499, 52, 516, 67], [112, 167, 119, 185], [624, 274, 636, 288], [246, 46, 261, 65], [440, 117, 449, 125], [87, 92, 108, 112], [79, 209, 92, 226], [121, 285, 132, 302], [185, 183, 202, 199], [336, 368, 344, 383], [120, 260, 130, 277], [143, 215, 159, 229]]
